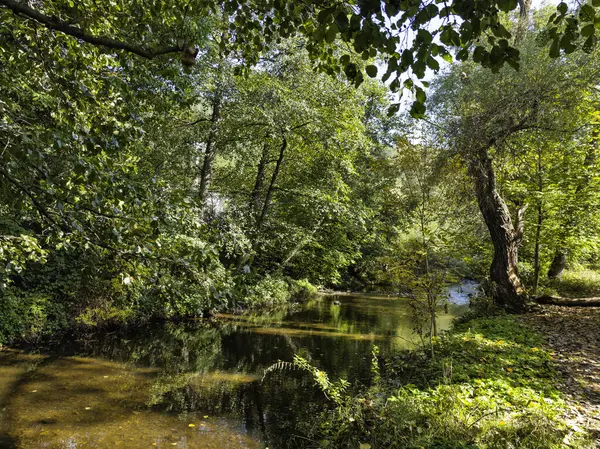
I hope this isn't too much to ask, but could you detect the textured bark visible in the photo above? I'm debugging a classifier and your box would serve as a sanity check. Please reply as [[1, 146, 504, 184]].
[[548, 251, 567, 279], [532, 202, 543, 294], [470, 148, 527, 312], [198, 96, 222, 208], [514, 0, 533, 44]]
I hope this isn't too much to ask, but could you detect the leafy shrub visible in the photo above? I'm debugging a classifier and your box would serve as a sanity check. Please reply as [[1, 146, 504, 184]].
[[290, 278, 319, 303], [296, 315, 591, 449], [0, 290, 68, 345], [75, 303, 135, 327], [237, 274, 291, 308]]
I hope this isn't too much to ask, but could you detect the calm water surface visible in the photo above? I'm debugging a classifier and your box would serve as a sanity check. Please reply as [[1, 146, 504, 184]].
[[0, 294, 468, 449]]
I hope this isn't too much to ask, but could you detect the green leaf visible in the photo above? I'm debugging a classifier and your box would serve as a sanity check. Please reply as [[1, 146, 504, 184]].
[[344, 63, 358, 79], [426, 56, 439, 71], [581, 24, 595, 37], [580, 4, 596, 21], [401, 50, 414, 68], [317, 9, 333, 24], [387, 103, 400, 117], [473, 46, 486, 62], [417, 29, 433, 45], [409, 100, 426, 118], [416, 87, 426, 104], [456, 48, 469, 61], [365, 65, 378, 78], [325, 24, 339, 43], [557, 2, 568, 15]]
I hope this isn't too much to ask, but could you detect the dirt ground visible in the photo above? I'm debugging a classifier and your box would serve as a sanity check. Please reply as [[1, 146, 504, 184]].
[[524, 306, 600, 447]]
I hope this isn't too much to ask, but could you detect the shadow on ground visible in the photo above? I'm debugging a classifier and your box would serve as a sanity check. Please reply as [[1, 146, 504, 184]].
[[524, 306, 600, 446]]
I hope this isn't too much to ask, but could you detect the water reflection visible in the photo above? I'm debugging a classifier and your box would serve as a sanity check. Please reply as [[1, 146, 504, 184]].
[[0, 294, 467, 449]]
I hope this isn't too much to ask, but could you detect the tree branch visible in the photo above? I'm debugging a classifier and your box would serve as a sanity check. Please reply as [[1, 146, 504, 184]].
[[0, 0, 182, 59], [0, 166, 66, 231]]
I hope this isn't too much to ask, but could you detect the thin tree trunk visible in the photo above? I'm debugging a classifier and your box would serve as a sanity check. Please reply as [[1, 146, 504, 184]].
[[470, 148, 527, 312], [282, 216, 324, 266], [251, 137, 269, 219], [532, 147, 543, 295], [514, 0, 532, 45], [198, 95, 222, 209], [532, 203, 543, 294], [256, 136, 286, 230]]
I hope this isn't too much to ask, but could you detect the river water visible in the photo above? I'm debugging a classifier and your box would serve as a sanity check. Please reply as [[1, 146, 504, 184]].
[[0, 293, 468, 449]]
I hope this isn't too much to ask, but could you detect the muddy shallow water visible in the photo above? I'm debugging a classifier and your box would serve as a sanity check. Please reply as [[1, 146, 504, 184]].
[[0, 294, 468, 449]]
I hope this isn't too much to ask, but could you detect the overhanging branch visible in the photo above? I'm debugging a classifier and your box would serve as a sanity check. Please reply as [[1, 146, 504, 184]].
[[0, 0, 182, 59]]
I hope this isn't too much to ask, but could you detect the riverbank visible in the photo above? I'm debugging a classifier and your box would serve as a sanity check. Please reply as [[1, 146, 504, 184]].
[[2, 292, 597, 449], [302, 310, 596, 448], [0, 276, 320, 348], [0, 293, 465, 449]]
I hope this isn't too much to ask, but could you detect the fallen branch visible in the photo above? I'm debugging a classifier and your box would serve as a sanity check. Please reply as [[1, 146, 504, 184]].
[[536, 295, 600, 307]]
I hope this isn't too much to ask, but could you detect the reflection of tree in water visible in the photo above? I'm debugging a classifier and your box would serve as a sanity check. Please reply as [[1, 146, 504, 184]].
[[29, 295, 462, 448]]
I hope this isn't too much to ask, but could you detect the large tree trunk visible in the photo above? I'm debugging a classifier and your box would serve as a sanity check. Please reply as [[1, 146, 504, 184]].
[[198, 95, 222, 209], [470, 148, 527, 312]]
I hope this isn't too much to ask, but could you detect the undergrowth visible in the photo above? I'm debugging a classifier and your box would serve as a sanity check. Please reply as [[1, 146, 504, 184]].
[[293, 314, 592, 449], [547, 269, 600, 298]]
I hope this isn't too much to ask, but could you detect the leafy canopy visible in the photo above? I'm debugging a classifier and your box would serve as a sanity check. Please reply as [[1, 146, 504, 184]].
[[1, 0, 598, 118]]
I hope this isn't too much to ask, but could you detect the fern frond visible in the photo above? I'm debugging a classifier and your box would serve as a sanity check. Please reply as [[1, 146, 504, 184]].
[[261, 360, 297, 381]]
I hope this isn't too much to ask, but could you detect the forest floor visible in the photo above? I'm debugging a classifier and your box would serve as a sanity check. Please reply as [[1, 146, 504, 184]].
[[523, 306, 600, 446]]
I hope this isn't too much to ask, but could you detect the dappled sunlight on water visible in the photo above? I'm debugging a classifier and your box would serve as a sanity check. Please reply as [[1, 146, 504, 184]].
[[0, 352, 262, 449], [0, 293, 468, 448]]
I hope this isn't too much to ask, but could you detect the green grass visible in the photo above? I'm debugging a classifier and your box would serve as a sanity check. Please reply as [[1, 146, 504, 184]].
[[307, 314, 592, 449], [547, 268, 600, 298]]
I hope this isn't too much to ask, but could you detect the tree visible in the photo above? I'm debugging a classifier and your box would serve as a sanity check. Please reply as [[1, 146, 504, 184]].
[[429, 9, 600, 310]]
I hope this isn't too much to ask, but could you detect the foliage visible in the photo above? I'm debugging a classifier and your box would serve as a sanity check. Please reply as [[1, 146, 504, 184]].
[[301, 315, 592, 449], [425, 6, 600, 306], [0, 290, 68, 344], [0, 4, 399, 343], [234, 274, 291, 309], [290, 279, 319, 303], [546, 268, 600, 298], [2, 0, 597, 119]]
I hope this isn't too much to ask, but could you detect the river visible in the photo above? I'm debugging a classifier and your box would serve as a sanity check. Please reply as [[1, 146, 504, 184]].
[[0, 293, 469, 449]]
